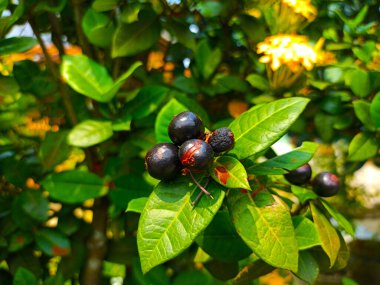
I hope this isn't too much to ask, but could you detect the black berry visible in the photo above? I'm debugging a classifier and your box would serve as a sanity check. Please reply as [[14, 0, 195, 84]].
[[312, 172, 340, 197], [284, 163, 312, 186], [145, 143, 182, 181], [179, 139, 213, 171], [209, 127, 235, 153], [168, 111, 204, 145]]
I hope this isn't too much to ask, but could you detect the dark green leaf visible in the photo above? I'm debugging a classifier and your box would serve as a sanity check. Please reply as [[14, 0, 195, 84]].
[[204, 260, 239, 281], [310, 203, 340, 267], [232, 259, 274, 285], [35, 229, 70, 256], [41, 170, 108, 204], [112, 9, 160, 58], [247, 142, 318, 175], [82, 8, 114, 47], [196, 211, 252, 262], [164, 19, 196, 50], [13, 267, 37, 285], [291, 185, 318, 204], [195, 40, 222, 80], [39, 131, 70, 171], [370, 91, 380, 128], [8, 231, 33, 252], [294, 251, 319, 284], [228, 191, 298, 271], [292, 216, 321, 250], [19, 190, 49, 222], [106, 238, 137, 265], [67, 120, 113, 148], [210, 156, 251, 190], [137, 178, 225, 273], [348, 132, 378, 161], [353, 100, 376, 131], [131, 259, 170, 285], [34, 0, 66, 13], [229, 98, 309, 159], [320, 200, 355, 237], [196, 1, 225, 17], [0, 37, 37, 56]]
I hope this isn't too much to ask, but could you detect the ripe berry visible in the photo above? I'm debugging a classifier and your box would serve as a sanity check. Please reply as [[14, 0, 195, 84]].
[[179, 139, 213, 171], [284, 163, 312, 186], [209, 127, 235, 153], [145, 143, 182, 181], [168, 111, 205, 145], [312, 172, 340, 197]]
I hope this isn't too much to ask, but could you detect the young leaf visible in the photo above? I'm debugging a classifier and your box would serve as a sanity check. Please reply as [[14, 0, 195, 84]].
[[310, 203, 340, 267], [353, 100, 376, 131], [370, 91, 380, 128], [292, 216, 321, 250], [320, 200, 355, 237], [210, 156, 251, 190], [41, 170, 108, 204], [247, 142, 318, 175], [35, 229, 71, 256], [291, 185, 318, 204], [229, 98, 309, 159], [348, 132, 378, 161], [294, 251, 319, 284], [0, 37, 37, 56], [227, 191, 299, 271], [68, 120, 113, 148], [137, 178, 225, 273], [13, 267, 38, 285], [155, 98, 187, 143]]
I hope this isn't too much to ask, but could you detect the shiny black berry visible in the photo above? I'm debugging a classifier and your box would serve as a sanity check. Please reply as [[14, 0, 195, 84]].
[[145, 143, 182, 181], [168, 111, 205, 145], [284, 163, 312, 186], [209, 127, 235, 153], [179, 139, 213, 171], [312, 172, 340, 197]]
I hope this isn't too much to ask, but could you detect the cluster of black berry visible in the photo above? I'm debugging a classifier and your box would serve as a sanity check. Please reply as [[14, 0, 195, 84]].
[[145, 111, 235, 182], [284, 163, 340, 197]]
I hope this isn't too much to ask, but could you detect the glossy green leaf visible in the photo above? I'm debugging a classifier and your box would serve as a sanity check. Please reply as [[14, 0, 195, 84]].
[[321, 200, 355, 237], [291, 185, 318, 204], [9, 231, 33, 252], [127, 86, 168, 120], [155, 98, 187, 143], [228, 191, 298, 271], [35, 229, 70, 256], [196, 211, 252, 262], [348, 132, 378, 161], [370, 91, 380, 128], [13, 267, 38, 285], [120, 3, 141, 23], [68, 120, 113, 148], [294, 251, 319, 284], [92, 0, 118, 11], [210, 156, 251, 190], [0, 37, 37, 56], [195, 40, 222, 80], [310, 203, 340, 267], [292, 216, 321, 250], [82, 8, 114, 47], [247, 142, 318, 175], [126, 197, 148, 214], [41, 170, 108, 204], [345, 69, 370, 98], [229, 98, 309, 159], [137, 178, 225, 273], [246, 74, 270, 91], [353, 100, 376, 130], [112, 9, 160, 58], [39, 131, 70, 171]]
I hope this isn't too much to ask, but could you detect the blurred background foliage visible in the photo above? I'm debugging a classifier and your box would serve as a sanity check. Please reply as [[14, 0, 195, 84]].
[[0, 0, 379, 284]]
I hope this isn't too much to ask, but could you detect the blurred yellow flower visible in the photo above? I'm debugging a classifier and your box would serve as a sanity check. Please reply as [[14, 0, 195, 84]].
[[16, 116, 60, 138], [282, 0, 317, 22]]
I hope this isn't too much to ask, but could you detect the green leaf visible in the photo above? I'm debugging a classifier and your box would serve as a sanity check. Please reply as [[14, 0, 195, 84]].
[[247, 142, 318, 175], [120, 3, 142, 23], [310, 203, 340, 267], [232, 259, 274, 284], [17, 190, 49, 222], [210, 156, 251, 190], [229, 98, 309, 159], [112, 114, 132, 131], [68, 120, 113, 148], [291, 185, 318, 204], [195, 40, 222, 80], [155, 98, 187, 143], [92, 0, 118, 11], [112, 9, 160, 58], [9, 231, 33, 252], [0, 37, 37, 56], [196, 211, 252, 262], [34, 0, 66, 13], [127, 85, 168, 120], [41, 170, 108, 204], [292, 216, 321, 250], [353, 100, 376, 131], [246, 74, 270, 91], [345, 69, 370, 98], [320, 200, 355, 237], [39, 131, 71, 171], [137, 178, 225, 273], [13, 267, 38, 285], [82, 8, 114, 47], [126, 197, 148, 214], [228, 191, 299, 271], [164, 19, 196, 50], [131, 259, 170, 285], [348, 132, 378, 161], [370, 91, 380, 128], [294, 251, 319, 284], [35, 229, 70, 256]]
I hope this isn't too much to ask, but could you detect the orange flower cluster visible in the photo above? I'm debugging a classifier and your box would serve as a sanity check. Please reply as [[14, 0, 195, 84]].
[[16, 116, 60, 138]]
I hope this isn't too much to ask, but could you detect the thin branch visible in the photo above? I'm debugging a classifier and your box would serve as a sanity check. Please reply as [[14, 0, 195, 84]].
[[189, 170, 214, 199]]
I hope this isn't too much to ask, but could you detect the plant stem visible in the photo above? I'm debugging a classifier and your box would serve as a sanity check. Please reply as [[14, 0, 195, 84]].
[[189, 170, 214, 199], [191, 177, 211, 206], [71, 0, 93, 57], [48, 13, 65, 57]]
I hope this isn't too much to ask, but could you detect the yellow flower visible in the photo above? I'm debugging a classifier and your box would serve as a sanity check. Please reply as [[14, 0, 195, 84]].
[[282, 0, 317, 22]]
